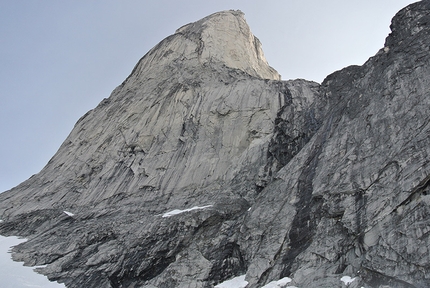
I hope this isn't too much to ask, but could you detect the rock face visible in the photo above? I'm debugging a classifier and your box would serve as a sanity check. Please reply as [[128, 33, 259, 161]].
[[0, 3, 429, 288]]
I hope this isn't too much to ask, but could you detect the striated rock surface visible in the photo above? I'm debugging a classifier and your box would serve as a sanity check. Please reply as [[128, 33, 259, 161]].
[[1, 3, 430, 288]]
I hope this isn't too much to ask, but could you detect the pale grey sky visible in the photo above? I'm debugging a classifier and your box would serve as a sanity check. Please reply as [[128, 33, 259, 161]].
[[0, 1, 416, 193]]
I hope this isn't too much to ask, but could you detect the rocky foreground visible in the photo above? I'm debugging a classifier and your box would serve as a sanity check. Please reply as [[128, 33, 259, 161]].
[[1, 2, 430, 288]]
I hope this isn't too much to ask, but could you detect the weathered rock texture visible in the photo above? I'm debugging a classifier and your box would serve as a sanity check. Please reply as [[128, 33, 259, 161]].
[[1, 3, 429, 288]]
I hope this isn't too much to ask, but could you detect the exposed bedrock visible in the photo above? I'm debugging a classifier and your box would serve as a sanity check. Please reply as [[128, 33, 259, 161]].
[[1, 3, 430, 287]]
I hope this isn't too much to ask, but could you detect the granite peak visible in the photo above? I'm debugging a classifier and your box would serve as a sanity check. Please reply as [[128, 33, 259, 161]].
[[1, 2, 430, 287]]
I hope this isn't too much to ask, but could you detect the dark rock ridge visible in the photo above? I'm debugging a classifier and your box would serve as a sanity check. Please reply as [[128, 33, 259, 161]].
[[1, 3, 429, 287]]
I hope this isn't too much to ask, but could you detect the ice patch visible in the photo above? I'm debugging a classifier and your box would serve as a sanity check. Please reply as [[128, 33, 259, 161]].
[[340, 276, 356, 285], [63, 211, 75, 217], [261, 277, 292, 287], [215, 275, 248, 288], [0, 219, 3, 223], [162, 205, 213, 217]]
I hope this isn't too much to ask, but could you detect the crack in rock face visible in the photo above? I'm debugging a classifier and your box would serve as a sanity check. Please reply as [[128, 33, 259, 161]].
[[1, 3, 430, 288]]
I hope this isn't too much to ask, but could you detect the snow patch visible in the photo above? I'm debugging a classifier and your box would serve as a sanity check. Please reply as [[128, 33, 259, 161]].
[[261, 277, 292, 288], [340, 276, 356, 285], [63, 211, 75, 217], [162, 205, 213, 218], [215, 275, 248, 288], [0, 220, 3, 223], [0, 235, 65, 287]]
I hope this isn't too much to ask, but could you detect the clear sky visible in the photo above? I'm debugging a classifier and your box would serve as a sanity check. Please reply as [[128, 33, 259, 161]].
[[0, 1, 416, 193]]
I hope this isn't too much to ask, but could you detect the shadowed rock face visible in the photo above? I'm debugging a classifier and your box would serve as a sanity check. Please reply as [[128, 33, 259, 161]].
[[0, 3, 429, 288]]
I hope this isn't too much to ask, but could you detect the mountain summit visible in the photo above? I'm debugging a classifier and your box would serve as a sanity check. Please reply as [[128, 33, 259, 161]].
[[1, 3, 430, 288], [137, 10, 280, 80]]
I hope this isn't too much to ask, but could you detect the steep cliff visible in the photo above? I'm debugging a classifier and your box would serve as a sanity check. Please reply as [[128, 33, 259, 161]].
[[1, 2, 430, 288]]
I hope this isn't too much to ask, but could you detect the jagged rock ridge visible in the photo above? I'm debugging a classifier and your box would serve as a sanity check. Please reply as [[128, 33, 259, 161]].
[[1, 3, 430, 288]]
